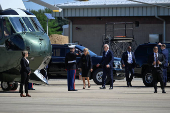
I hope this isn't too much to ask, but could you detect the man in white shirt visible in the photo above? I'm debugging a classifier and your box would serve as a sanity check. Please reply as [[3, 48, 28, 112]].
[[121, 46, 136, 87]]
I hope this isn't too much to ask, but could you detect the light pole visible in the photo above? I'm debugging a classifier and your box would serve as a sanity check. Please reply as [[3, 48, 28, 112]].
[[44, 13, 55, 36]]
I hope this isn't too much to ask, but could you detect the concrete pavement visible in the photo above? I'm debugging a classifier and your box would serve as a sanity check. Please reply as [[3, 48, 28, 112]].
[[0, 78, 170, 113]]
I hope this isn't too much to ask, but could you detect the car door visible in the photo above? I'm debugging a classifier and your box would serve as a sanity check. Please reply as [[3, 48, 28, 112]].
[[50, 46, 66, 76]]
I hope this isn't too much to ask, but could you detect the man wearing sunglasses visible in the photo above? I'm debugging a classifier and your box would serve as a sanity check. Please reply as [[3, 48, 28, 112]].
[[148, 46, 166, 93]]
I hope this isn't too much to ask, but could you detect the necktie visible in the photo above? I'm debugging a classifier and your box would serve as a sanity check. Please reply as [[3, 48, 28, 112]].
[[156, 54, 158, 67]]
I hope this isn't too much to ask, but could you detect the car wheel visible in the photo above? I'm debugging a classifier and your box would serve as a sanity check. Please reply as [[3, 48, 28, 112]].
[[1, 82, 12, 91], [93, 68, 109, 85], [143, 70, 153, 87], [11, 82, 18, 90]]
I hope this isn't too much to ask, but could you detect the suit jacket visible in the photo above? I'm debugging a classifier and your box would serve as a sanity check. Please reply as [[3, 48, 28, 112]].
[[121, 51, 136, 68], [161, 49, 169, 68], [100, 50, 114, 69], [148, 53, 165, 71], [79, 54, 93, 69], [20, 57, 31, 74], [65, 52, 77, 70]]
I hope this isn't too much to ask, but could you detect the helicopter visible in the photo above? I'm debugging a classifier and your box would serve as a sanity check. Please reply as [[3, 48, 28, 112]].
[[0, 0, 52, 91]]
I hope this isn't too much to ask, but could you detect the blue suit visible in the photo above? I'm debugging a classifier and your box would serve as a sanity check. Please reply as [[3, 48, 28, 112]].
[[100, 50, 114, 87], [121, 51, 136, 83], [161, 49, 169, 85]]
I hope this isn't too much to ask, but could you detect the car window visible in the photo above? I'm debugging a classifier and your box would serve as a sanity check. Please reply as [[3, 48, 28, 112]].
[[52, 48, 60, 56], [66, 48, 70, 54], [147, 47, 154, 55], [135, 46, 148, 56], [60, 48, 65, 57]]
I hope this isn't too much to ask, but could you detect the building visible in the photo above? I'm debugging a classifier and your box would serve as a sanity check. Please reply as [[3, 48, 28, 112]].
[[53, 0, 170, 55]]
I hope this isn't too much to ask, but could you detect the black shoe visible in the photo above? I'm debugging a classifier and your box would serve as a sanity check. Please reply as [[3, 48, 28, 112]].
[[162, 90, 166, 93], [109, 87, 113, 90], [83, 86, 86, 89], [129, 82, 132, 87], [154, 90, 157, 93], [100, 87, 106, 89], [127, 82, 130, 87], [88, 85, 91, 88], [28, 88, 35, 90], [68, 89, 78, 91]]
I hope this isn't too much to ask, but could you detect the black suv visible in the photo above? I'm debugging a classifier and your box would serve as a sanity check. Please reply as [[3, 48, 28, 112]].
[[47, 44, 125, 85], [134, 43, 170, 86]]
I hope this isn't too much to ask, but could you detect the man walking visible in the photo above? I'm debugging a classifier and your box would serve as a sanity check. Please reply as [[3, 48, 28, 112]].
[[160, 44, 169, 86], [148, 46, 166, 93], [65, 45, 78, 91], [121, 46, 136, 87], [96, 44, 114, 89]]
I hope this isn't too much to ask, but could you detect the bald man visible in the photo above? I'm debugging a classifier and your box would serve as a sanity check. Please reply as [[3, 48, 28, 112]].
[[121, 46, 136, 87]]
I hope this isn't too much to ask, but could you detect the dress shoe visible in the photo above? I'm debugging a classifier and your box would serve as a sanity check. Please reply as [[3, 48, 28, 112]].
[[28, 88, 35, 90], [26, 93, 31, 97], [100, 87, 106, 89], [20, 94, 26, 97], [69, 89, 78, 91], [129, 82, 132, 87], [83, 86, 86, 89], [127, 82, 130, 87], [154, 90, 157, 93], [109, 87, 113, 90], [88, 84, 91, 88], [162, 89, 166, 93]]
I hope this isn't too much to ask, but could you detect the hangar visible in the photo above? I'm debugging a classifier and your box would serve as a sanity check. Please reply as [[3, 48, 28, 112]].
[[53, 0, 170, 55]]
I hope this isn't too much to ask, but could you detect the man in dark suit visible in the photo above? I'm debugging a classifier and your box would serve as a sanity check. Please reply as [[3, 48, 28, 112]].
[[96, 44, 114, 89], [160, 44, 169, 86], [121, 46, 136, 87], [148, 46, 166, 93]]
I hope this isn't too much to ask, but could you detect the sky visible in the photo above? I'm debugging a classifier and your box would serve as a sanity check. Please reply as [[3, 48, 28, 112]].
[[23, 0, 74, 11]]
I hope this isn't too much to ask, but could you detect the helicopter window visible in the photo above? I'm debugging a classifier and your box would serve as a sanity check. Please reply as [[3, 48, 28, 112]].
[[30, 17, 39, 31], [9, 17, 28, 33], [22, 17, 35, 32], [31, 17, 44, 32], [0, 18, 12, 40], [0, 19, 2, 40], [5, 35, 25, 51], [3, 18, 12, 37]]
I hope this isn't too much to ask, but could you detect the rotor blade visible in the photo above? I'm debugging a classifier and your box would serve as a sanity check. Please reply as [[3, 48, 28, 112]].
[[28, 0, 62, 12]]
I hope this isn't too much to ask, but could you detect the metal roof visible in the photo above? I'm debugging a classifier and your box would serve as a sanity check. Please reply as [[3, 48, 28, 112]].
[[52, 0, 170, 17], [57, 0, 170, 8]]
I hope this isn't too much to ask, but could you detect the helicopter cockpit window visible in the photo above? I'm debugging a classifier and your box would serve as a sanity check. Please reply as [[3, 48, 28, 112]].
[[9, 17, 28, 33], [30, 17, 44, 32], [22, 17, 35, 32]]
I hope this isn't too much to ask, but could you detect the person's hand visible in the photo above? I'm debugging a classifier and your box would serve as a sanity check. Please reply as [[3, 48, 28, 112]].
[[96, 64, 100, 67], [80, 68, 82, 71], [153, 61, 156, 65], [122, 64, 125, 67], [106, 64, 110, 68], [91, 69, 93, 72], [28, 71, 31, 75], [158, 60, 161, 65]]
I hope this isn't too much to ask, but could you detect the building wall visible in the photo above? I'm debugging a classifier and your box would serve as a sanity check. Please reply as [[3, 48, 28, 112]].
[[69, 16, 170, 55]]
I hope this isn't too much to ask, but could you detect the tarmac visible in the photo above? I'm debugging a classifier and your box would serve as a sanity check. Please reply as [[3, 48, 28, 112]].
[[0, 78, 170, 113]]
